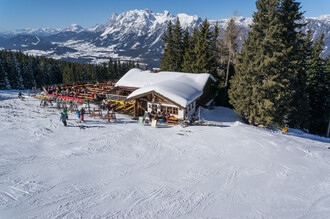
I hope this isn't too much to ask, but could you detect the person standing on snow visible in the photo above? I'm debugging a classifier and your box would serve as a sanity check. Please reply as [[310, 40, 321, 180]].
[[77, 110, 81, 121], [60, 112, 67, 126], [18, 91, 23, 100], [80, 107, 85, 122], [63, 108, 68, 120]]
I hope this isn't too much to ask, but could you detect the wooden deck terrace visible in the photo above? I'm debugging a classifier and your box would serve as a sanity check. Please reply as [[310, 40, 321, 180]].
[[41, 81, 138, 116]]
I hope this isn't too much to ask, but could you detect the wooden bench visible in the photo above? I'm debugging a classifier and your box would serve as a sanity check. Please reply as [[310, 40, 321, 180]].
[[149, 114, 179, 124], [150, 113, 163, 120], [90, 109, 102, 119], [115, 104, 128, 111], [168, 117, 179, 124], [107, 102, 118, 108], [103, 111, 116, 122], [124, 104, 134, 112]]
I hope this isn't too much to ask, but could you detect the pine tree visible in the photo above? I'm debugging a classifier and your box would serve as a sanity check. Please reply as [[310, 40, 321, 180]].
[[6, 52, 24, 89], [214, 18, 240, 107], [113, 60, 118, 79], [193, 19, 216, 75], [160, 20, 175, 71], [0, 57, 11, 89], [276, 0, 307, 126], [117, 60, 123, 78], [62, 62, 71, 83], [288, 30, 312, 129], [182, 27, 199, 73], [20, 53, 36, 89], [230, 0, 276, 125], [108, 58, 114, 79], [172, 17, 184, 72], [306, 33, 329, 135], [325, 55, 330, 137], [50, 59, 62, 84], [212, 21, 223, 76], [160, 18, 185, 72], [88, 63, 95, 81], [229, 0, 306, 127], [182, 27, 190, 60], [222, 17, 239, 88]]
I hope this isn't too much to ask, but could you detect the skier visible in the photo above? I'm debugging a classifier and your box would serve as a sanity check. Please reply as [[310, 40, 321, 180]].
[[110, 108, 116, 122], [101, 100, 106, 110], [63, 108, 68, 120], [160, 111, 165, 124], [77, 110, 81, 120], [18, 91, 23, 100], [80, 107, 85, 122], [60, 112, 67, 126]]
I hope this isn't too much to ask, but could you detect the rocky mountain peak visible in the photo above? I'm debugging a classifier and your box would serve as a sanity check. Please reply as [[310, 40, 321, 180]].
[[64, 24, 85, 32]]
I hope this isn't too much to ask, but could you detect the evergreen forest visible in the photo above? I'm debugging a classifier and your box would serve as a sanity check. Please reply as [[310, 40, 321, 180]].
[[0, 50, 139, 90], [160, 0, 329, 136]]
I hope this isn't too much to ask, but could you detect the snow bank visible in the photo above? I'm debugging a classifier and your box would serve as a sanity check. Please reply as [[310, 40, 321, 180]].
[[199, 106, 244, 123]]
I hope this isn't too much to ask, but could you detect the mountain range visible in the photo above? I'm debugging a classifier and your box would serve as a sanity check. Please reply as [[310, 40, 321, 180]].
[[0, 9, 329, 67]]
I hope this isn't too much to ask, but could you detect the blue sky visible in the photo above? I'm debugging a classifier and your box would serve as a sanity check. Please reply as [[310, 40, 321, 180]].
[[0, 0, 329, 30]]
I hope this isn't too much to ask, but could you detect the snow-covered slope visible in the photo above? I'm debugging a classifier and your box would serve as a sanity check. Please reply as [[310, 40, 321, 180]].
[[0, 9, 329, 67], [0, 90, 329, 218]]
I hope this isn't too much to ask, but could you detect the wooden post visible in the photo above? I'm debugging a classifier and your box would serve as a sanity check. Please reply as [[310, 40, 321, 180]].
[[133, 101, 136, 117], [134, 100, 138, 117]]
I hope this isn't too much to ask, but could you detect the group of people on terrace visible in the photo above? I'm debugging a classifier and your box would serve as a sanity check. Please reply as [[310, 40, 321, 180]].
[[45, 81, 115, 100], [149, 110, 170, 124], [46, 85, 88, 97]]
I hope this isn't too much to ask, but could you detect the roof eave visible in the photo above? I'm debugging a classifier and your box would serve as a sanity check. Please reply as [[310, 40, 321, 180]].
[[127, 90, 186, 108]]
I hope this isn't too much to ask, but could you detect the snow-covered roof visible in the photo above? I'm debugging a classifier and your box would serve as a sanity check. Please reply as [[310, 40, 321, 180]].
[[115, 68, 215, 107]]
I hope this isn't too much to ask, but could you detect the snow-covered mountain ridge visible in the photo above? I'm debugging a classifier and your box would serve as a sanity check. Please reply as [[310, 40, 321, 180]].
[[0, 9, 329, 67], [0, 27, 62, 38]]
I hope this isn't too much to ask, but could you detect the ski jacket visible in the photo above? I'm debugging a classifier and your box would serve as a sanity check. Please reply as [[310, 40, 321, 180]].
[[60, 113, 67, 122]]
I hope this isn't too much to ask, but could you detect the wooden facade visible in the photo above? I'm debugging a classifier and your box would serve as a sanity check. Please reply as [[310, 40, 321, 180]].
[[131, 91, 184, 118]]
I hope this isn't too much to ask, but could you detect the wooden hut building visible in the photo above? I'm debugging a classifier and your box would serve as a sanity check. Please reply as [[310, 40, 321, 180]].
[[115, 68, 215, 120]]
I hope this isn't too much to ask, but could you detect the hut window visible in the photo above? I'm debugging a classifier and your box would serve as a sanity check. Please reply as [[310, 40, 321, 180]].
[[152, 104, 158, 112], [160, 106, 178, 115]]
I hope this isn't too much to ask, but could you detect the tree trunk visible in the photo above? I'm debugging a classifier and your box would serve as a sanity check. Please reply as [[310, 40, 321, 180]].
[[225, 57, 230, 88]]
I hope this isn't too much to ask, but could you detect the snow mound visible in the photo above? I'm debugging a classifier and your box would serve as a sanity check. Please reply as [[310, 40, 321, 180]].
[[199, 106, 244, 123]]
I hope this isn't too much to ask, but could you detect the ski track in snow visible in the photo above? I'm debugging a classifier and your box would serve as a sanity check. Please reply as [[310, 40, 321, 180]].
[[0, 90, 330, 218]]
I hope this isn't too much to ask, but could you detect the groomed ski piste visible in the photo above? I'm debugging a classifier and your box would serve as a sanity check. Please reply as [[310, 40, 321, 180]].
[[0, 90, 330, 218]]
